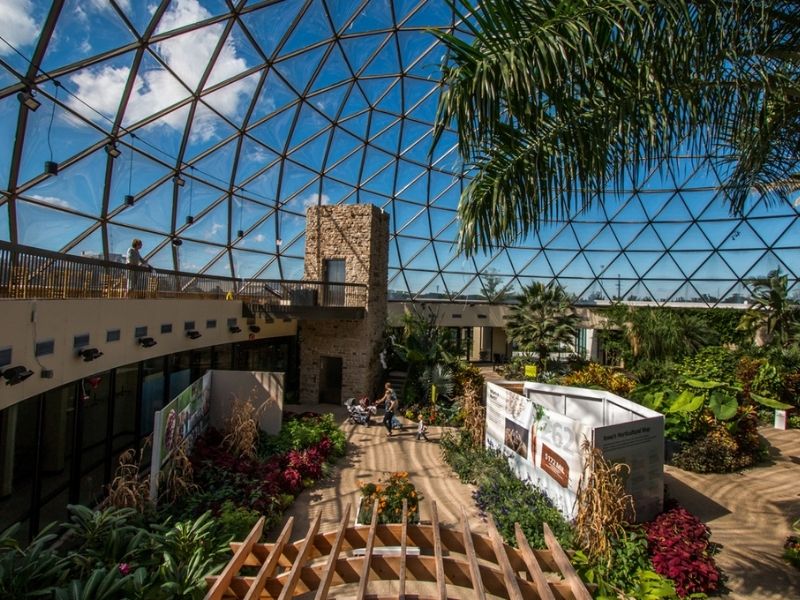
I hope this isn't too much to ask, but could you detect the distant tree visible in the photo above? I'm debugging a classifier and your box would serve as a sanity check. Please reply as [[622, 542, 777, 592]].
[[737, 270, 800, 347], [506, 282, 580, 370], [480, 270, 508, 302]]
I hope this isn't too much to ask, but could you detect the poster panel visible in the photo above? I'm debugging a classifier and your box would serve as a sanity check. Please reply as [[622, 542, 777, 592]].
[[150, 372, 212, 502]]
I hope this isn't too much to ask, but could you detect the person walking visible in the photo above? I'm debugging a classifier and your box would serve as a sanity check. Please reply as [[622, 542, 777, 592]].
[[126, 238, 152, 297], [376, 382, 398, 436], [416, 414, 429, 442]]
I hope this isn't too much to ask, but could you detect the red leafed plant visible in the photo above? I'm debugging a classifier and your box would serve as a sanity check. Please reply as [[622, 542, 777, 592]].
[[645, 505, 721, 598]]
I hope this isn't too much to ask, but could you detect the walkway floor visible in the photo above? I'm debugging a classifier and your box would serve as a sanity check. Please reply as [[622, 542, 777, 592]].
[[273, 402, 800, 599]]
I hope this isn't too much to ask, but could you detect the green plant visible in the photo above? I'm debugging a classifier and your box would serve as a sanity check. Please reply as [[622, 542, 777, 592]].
[[0, 523, 66, 597], [506, 281, 580, 371], [358, 472, 422, 524], [54, 567, 130, 600], [561, 363, 637, 397], [216, 501, 262, 541], [738, 270, 800, 348]]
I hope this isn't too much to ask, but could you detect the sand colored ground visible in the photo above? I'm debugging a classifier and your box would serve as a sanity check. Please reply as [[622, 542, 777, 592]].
[[272, 399, 800, 599]]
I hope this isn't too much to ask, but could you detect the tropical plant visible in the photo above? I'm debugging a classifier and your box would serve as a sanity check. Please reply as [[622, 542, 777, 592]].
[[358, 472, 422, 525], [627, 308, 718, 364], [506, 281, 580, 370], [0, 523, 66, 597], [561, 363, 637, 397], [738, 270, 800, 348], [433, 0, 792, 253]]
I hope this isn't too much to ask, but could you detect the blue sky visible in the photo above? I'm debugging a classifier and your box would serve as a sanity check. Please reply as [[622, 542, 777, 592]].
[[1, 0, 798, 304]]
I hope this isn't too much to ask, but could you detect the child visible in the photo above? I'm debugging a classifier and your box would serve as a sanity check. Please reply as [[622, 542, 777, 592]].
[[416, 414, 429, 441]]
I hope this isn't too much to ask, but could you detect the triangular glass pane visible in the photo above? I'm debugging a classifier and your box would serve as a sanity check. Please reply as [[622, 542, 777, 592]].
[[608, 195, 648, 223], [651, 222, 691, 249], [184, 110, 237, 161], [325, 146, 363, 184], [626, 251, 663, 276], [582, 251, 617, 275], [340, 34, 387, 70], [113, 180, 173, 232], [238, 214, 276, 250], [309, 85, 349, 120], [363, 161, 396, 194], [203, 254, 233, 277], [15, 200, 96, 251], [543, 225, 578, 250], [232, 248, 273, 279], [403, 79, 438, 112], [405, 92, 438, 122], [251, 70, 298, 123], [328, 0, 365, 32], [717, 222, 764, 250], [246, 162, 280, 202], [42, 0, 136, 72], [670, 223, 714, 251], [774, 219, 800, 248], [397, 173, 428, 202], [584, 226, 622, 251], [363, 40, 400, 76], [691, 253, 737, 280], [395, 236, 430, 266], [281, 0, 333, 54], [650, 193, 694, 222], [398, 209, 430, 237], [360, 78, 395, 105], [340, 111, 370, 139], [665, 250, 710, 278], [117, 0, 156, 36], [517, 252, 554, 278], [610, 223, 648, 249], [290, 130, 331, 173], [603, 254, 639, 281], [396, 161, 427, 193], [174, 239, 220, 273], [482, 251, 515, 277], [401, 119, 433, 153], [236, 139, 279, 184], [250, 105, 298, 153], [279, 161, 317, 200], [628, 224, 667, 251], [108, 147, 173, 211], [179, 178, 225, 224], [417, 273, 448, 299], [405, 0, 454, 27], [203, 72, 260, 126], [349, 0, 394, 32], [106, 225, 167, 266], [647, 254, 688, 280], [774, 249, 800, 279], [371, 122, 401, 153], [23, 150, 106, 216], [274, 45, 328, 92], [241, 0, 305, 57], [441, 272, 472, 298], [312, 47, 354, 94], [151, 22, 227, 90], [429, 207, 457, 238], [340, 86, 370, 121], [393, 199, 426, 230], [741, 251, 789, 280], [430, 183, 461, 210], [124, 51, 192, 126], [280, 256, 306, 280], [558, 254, 594, 280], [182, 201, 229, 245], [625, 281, 657, 302], [191, 138, 238, 181], [233, 196, 271, 234], [68, 229, 106, 259], [326, 127, 363, 167], [290, 103, 330, 148], [361, 147, 394, 181]]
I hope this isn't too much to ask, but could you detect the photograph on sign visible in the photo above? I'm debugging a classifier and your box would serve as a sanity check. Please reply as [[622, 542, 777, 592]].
[[504, 418, 528, 458]]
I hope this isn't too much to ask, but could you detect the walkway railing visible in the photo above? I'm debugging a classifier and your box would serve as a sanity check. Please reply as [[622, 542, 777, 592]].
[[0, 241, 367, 309]]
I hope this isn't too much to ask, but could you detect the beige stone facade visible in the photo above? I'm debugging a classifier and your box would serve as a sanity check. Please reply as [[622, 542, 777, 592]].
[[299, 205, 389, 404]]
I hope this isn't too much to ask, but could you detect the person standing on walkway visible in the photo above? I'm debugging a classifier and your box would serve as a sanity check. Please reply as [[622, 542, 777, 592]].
[[416, 414, 429, 442], [376, 382, 398, 436], [126, 238, 152, 297]]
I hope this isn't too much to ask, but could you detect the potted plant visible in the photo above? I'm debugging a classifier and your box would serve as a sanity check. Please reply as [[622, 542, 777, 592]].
[[356, 472, 422, 525]]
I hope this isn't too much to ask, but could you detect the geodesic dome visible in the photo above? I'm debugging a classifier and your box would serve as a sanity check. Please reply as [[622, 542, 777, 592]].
[[2, 0, 799, 305]]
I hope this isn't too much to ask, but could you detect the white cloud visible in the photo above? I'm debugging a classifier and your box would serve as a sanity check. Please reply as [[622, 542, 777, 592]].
[[29, 194, 73, 209], [253, 234, 266, 243], [303, 192, 330, 208], [205, 222, 224, 240], [89, 0, 131, 11], [66, 0, 255, 141], [0, 0, 40, 56]]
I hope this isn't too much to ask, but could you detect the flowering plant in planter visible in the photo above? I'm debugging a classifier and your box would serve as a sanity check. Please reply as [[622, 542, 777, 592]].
[[357, 472, 422, 525]]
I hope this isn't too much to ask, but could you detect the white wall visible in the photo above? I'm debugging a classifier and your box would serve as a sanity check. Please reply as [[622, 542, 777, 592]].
[[209, 370, 284, 436]]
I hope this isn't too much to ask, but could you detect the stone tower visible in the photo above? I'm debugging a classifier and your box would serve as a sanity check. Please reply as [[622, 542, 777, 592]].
[[299, 204, 389, 404]]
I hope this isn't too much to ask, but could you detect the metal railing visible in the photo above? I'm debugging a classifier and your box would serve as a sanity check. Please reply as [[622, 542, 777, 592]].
[[0, 241, 368, 309]]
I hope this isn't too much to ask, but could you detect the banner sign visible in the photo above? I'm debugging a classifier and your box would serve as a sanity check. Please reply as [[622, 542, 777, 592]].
[[485, 381, 664, 522], [150, 372, 212, 502]]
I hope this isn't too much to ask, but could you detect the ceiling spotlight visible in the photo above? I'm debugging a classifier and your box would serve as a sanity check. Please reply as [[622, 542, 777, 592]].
[[185, 215, 194, 224], [173, 175, 186, 187], [171, 238, 183, 246], [17, 90, 40, 111], [124, 194, 135, 206], [237, 229, 244, 238], [249, 325, 261, 333], [229, 325, 242, 334], [186, 330, 202, 340], [78, 347, 103, 362], [276, 238, 283, 246], [105, 142, 121, 158], [2, 365, 34, 386], [44, 161, 59, 175], [138, 336, 157, 348]]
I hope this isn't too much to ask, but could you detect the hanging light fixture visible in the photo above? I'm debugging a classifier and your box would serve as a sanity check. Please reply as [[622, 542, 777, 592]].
[[17, 89, 40, 111], [105, 142, 121, 158], [237, 191, 244, 238], [124, 134, 136, 206], [185, 167, 194, 224], [44, 81, 61, 175]]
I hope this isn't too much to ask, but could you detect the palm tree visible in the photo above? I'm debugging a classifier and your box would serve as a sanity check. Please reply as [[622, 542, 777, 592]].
[[506, 282, 580, 370], [738, 270, 800, 347], [627, 308, 718, 362], [433, 0, 794, 254]]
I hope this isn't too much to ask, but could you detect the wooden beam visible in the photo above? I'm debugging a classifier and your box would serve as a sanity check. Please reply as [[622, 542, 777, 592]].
[[204, 516, 265, 600], [543, 523, 592, 600], [430, 501, 446, 600], [486, 515, 523, 600], [243, 517, 294, 600], [356, 499, 380, 599], [277, 512, 322, 600], [460, 507, 486, 600], [399, 499, 408, 600], [514, 523, 555, 600], [314, 503, 352, 600]]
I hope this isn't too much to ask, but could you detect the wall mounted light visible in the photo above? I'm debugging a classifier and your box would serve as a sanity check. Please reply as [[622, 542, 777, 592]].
[[249, 325, 261, 333], [77, 347, 103, 362], [17, 90, 40, 111], [105, 142, 121, 158], [2, 365, 33, 385], [229, 326, 242, 334], [138, 337, 157, 348], [186, 330, 202, 340]]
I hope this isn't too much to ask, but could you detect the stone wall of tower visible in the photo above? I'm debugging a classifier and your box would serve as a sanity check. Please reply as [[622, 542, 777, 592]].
[[299, 205, 389, 404]]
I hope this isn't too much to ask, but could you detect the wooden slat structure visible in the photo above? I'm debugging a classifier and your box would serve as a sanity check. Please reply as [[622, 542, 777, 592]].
[[205, 504, 591, 600]]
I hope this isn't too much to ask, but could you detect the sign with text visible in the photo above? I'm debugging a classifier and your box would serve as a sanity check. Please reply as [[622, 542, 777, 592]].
[[485, 381, 664, 521]]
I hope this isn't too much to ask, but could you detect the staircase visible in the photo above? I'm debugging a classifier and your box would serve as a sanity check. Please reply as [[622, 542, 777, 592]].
[[386, 370, 408, 396]]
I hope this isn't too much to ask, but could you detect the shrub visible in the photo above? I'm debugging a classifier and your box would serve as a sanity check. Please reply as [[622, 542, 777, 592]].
[[645, 506, 720, 598], [217, 501, 262, 541], [561, 363, 637, 397], [358, 472, 422, 524]]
